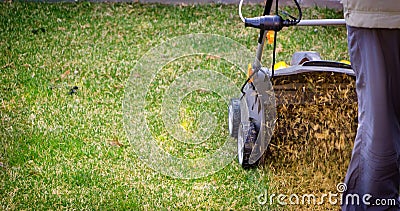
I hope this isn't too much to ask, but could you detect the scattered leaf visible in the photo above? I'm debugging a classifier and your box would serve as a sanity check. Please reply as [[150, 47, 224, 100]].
[[61, 70, 70, 79], [109, 139, 124, 147]]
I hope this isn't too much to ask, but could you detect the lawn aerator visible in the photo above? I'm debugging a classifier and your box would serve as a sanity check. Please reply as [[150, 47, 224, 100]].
[[229, 0, 355, 168]]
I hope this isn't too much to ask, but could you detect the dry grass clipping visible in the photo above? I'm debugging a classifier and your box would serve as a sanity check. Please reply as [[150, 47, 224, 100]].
[[264, 72, 357, 210]]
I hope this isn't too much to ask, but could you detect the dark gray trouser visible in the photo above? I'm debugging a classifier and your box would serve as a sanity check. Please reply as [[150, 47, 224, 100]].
[[341, 26, 400, 210]]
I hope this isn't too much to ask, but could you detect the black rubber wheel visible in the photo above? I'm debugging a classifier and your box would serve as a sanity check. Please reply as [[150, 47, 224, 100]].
[[237, 121, 258, 169], [228, 98, 241, 139]]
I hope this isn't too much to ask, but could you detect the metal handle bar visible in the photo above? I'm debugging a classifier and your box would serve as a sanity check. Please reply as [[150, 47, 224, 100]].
[[297, 19, 346, 26]]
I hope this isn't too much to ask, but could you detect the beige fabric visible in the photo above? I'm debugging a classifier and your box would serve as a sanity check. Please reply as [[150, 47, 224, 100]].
[[342, 0, 400, 28]]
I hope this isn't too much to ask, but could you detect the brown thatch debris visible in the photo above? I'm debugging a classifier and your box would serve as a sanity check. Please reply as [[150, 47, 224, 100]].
[[263, 72, 357, 210]]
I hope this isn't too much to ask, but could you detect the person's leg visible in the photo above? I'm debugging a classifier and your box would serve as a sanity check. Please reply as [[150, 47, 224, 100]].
[[342, 26, 400, 210]]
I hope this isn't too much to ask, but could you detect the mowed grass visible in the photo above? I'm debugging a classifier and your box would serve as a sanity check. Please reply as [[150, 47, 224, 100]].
[[0, 2, 348, 210]]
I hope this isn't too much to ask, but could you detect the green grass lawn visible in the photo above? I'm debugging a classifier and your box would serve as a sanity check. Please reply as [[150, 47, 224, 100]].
[[0, 2, 348, 210]]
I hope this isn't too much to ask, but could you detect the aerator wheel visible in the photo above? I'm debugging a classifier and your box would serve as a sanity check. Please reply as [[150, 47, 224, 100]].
[[228, 98, 241, 139], [237, 121, 258, 169]]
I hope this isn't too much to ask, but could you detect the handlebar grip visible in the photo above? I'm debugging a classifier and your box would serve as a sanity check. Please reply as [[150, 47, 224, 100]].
[[244, 15, 283, 31]]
